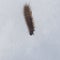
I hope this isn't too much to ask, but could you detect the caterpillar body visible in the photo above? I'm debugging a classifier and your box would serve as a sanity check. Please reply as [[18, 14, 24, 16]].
[[24, 4, 35, 35]]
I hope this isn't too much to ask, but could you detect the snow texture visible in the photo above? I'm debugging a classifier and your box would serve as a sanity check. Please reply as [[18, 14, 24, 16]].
[[0, 0, 60, 60]]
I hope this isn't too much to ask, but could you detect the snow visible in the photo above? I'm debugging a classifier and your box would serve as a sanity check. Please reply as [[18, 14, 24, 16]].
[[0, 0, 60, 60]]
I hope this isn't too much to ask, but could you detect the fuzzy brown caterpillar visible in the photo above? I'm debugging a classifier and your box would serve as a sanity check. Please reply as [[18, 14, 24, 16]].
[[24, 4, 34, 35]]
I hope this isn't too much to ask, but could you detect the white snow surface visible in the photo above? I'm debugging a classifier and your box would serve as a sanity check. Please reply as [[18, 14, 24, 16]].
[[0, 0, 60, 60]]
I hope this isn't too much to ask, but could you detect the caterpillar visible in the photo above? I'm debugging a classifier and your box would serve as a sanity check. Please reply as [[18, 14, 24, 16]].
[[23, 4, 35, 35]]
